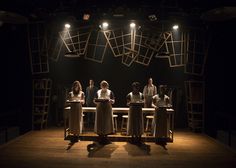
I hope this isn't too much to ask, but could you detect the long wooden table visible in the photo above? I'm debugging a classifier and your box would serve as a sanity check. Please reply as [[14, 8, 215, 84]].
[[64, 106, 174, 113], [64, 106, 174, 142]]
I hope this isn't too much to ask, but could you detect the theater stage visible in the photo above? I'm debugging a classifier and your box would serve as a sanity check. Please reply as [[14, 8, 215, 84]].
[[0, 127, 236, 168]]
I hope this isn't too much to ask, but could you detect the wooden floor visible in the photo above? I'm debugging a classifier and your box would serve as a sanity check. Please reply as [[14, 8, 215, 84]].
[[0, 127, 236, 168]]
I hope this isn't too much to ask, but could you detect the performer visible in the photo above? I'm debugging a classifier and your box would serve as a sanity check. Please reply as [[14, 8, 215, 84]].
[[85, 79, 98, 127], [126, 82, 144, 144], [94, 80, 115, 144], [152, 85, 170, 145], [143, 77, 157, 108], [85, 79, 98, 107], [67, 80, 85, 143]]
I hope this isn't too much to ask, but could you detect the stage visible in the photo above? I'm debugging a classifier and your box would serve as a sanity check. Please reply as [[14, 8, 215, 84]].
[[0, 127, 236, 168]]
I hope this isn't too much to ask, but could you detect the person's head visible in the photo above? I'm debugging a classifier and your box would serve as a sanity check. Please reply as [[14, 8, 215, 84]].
[[100, 80, 109, 91], [132, 82, 140, 93], [72, 80, 82, 94], [158, 85, 166, 98], [89, 79, 94, 86], [148, 78, 153, 85]]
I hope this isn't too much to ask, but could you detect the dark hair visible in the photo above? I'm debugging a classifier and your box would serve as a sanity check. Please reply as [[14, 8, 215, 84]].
[[158, 85, 166, 98], [72, 80, 82, 94], [132, 82, 140, 89]]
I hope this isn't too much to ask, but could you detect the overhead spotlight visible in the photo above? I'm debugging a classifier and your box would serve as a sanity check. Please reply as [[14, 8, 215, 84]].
[[130, 23, 136, 28], [172, 25, 179, 30], [148, 14, 157, 21], [99, 22, 109, 30], [102, 22, 108, 28], [65, 23, 71, 29]]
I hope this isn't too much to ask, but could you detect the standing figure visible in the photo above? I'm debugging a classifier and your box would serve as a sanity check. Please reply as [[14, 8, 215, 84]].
[[152, 85, 170, 145], [126, 82, 144, 144], [143, 78, 157, 108], [86, 79, 98, 107], [94, 80, 115, 144], [67, 80, 85, 143], [85, 79, 98, 127]]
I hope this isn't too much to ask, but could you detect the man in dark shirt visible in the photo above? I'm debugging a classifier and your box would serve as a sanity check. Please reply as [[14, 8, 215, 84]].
[[85, 79, 98, 128]]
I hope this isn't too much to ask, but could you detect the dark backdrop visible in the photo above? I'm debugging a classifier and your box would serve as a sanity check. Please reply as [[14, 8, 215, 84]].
[[1, 18, 232, 137]]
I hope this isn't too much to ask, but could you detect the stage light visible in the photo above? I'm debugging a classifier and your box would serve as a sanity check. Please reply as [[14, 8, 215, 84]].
[[130, 23, 136, 28], [99, 22, 109, 30], [102, 22, 108, 28], [65, 23, 71, 29], [172, 25, 179, 30]]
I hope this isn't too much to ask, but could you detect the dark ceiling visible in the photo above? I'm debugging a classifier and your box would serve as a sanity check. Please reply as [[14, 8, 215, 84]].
[[0, 0, 235, 23]]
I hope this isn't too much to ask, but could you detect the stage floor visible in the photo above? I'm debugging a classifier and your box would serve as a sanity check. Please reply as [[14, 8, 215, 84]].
[[0, 127, 236, 168]]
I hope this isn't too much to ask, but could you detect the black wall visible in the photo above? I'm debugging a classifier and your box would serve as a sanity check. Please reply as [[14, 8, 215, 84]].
[[1, 23, 32, 134], [205, 19, 234, 138]]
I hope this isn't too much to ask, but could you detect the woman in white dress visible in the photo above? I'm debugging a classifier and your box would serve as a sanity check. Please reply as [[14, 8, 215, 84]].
[[94, 80, 115, 144], [152, 85, 170, 144], [126, 82, 144, 144], [67, 80, 85, 142]]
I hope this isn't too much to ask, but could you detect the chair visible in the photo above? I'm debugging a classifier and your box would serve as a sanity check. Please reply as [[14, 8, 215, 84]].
[[121, 115, 128, 134], [113, 114, 118, 133], [145, 115, 154, 132]]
